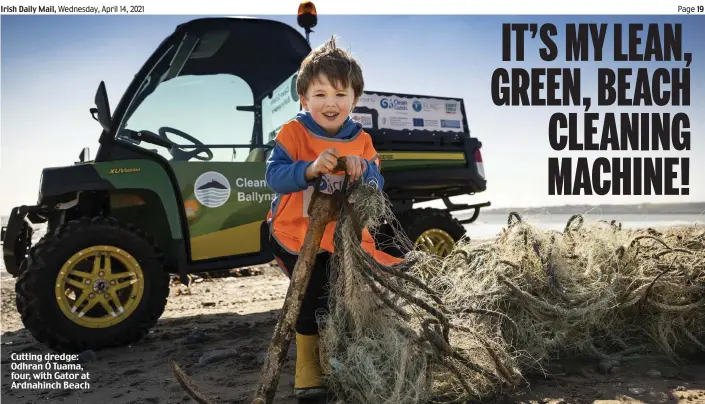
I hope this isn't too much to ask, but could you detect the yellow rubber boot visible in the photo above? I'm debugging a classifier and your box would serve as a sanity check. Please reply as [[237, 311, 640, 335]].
[[294, 333, 326, 399]]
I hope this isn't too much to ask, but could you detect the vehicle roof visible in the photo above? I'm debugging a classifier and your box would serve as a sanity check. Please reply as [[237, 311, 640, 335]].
[[169, 17, 312, 102]]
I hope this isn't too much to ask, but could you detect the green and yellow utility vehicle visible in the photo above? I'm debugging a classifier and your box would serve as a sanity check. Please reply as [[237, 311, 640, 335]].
[[1, 7, 489, 352]]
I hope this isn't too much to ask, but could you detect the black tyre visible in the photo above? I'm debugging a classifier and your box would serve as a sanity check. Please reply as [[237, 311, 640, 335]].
[[15, 216, 169, 353], [400, 208, 466, 256]]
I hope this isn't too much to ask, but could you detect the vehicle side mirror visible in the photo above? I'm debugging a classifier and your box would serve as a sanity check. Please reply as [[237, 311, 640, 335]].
[[90, 108, 99, 122], [93, 81, 112, 132]]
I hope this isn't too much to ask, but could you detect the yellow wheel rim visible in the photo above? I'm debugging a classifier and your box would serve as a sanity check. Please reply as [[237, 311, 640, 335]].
[[414, 229, 455, 257], [54, 245, 145, 328]]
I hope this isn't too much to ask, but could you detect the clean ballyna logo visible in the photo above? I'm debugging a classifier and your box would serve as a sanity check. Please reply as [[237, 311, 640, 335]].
[[194, 171, 231, 208]]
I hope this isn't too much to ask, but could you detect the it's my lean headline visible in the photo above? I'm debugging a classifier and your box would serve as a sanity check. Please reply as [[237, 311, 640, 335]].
[[492, 23, 693, 197]]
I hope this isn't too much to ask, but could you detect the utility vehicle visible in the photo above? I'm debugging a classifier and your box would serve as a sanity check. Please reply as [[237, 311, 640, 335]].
[[1, 6, 489, 352]]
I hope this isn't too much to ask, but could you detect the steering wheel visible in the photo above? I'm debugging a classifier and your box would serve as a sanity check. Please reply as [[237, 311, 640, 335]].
[[158, 126, 214, 161]]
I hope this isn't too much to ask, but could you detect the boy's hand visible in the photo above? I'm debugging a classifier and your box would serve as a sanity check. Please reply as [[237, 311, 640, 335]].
[[345, 155, 367, 182], [306, 148, 340, 180]]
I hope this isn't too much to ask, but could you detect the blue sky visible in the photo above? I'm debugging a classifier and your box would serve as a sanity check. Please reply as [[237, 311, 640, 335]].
[[1, 14, 703, 215]]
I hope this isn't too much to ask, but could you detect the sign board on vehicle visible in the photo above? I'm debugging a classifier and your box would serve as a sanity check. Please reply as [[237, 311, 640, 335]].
[[262, 72, 301, 142], [350, 112, 374, 129], [354, 92, 465, 133], [261, 72, 467, 141]]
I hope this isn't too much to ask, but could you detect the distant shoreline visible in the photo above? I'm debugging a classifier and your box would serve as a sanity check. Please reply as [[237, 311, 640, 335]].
[[481, 202, 705, 216], [3, 203, 704, 226]]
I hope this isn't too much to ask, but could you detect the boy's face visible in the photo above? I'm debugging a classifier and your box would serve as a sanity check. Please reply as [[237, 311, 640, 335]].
[[300, 73, 358, 136]]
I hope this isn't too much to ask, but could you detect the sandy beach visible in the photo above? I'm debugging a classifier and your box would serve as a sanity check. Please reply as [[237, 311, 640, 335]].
[[1, 259, 704, 404]]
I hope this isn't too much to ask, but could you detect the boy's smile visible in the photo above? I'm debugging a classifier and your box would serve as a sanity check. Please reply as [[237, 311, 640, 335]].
[[301, 73, 358, 136]]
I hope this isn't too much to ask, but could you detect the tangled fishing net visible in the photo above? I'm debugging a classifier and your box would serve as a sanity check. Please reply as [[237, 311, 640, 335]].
[[316, 181, 704, 404]]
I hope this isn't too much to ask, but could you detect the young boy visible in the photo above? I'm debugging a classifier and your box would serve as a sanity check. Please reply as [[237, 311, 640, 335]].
[[265, 36, 402, 398]]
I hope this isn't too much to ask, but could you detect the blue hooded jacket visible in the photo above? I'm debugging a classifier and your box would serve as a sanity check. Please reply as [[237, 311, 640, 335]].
[[265, 111, 385, 196]]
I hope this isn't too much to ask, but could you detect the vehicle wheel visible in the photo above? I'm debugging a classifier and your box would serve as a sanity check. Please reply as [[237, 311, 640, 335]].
[[401, 208, 466, 256], [397, 208, 466, 278], [15, 216, 169, 353]]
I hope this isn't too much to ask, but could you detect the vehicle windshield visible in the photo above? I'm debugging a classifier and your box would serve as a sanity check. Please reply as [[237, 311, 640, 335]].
[[114, 24, 304, 163], [118, 73, 256, 162]]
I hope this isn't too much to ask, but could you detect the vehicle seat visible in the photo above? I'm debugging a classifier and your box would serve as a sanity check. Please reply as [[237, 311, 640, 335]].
[[245, 148, 266, 162]]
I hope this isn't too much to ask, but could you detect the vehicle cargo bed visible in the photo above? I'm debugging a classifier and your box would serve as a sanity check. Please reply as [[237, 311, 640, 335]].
[[352, 91, 486, 202]]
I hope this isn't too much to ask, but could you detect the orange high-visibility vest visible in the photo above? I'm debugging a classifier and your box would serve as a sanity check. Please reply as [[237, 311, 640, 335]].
[[267, 119, 402, 267]]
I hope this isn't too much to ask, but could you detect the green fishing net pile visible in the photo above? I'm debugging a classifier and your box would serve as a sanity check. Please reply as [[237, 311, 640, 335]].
[[315, 183, 704, 404]]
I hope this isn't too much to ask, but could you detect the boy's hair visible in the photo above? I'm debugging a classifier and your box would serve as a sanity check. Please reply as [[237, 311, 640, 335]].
[[296, 35, 364, 98]]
